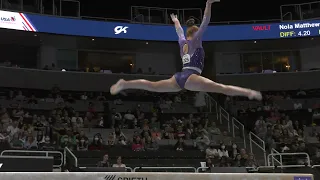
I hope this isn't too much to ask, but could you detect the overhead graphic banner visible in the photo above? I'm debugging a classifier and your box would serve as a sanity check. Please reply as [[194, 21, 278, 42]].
[[0, 10, 36, 31], [1, 10, 320, 41]]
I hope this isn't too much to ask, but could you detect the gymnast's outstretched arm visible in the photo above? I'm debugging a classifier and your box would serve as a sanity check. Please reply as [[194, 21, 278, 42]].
[[193, 0, 215, 38], [170, 14, 186, 44]]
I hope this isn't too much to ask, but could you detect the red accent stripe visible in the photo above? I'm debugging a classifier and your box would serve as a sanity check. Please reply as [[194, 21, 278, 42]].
[[19, 13, 34, 31]]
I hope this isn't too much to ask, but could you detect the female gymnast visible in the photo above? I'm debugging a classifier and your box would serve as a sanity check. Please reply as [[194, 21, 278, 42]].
[[110, 0, 262, 100]]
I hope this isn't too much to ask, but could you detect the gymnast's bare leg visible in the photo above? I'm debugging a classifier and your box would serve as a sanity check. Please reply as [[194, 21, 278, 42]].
[[110, 76, 181, 94], [184, 74, 262, 100], [110, 77, 262, 100]]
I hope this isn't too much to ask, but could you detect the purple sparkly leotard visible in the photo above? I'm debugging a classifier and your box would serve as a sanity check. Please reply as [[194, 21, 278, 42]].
[[174, 15, 210, 88]]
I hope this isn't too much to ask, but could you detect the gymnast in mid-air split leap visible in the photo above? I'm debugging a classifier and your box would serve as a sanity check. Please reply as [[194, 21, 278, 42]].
[[110, 0, 262, 100]]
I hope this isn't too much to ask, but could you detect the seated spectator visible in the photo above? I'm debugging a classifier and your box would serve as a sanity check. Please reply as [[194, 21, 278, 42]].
[[218, 143, 229, 158], [149, 114, 160, 129], [118, 135, 127, 145], [96, 92, 106, 101], [144, 136, 159, 151], [39, 136, 55, 150], [293, 120, 302, 131], [39, 115, 49, 127], [62, 114, 71, 125], [220, 131, 232, 145], [296, 89, 306, 96], [106, 133, 115, 146], [132, 136, 144, 151], [185, 124, 195, 139], [10, 133, 23, 149], [66, 94, 75, 103], [198, 124, 208, 135], [163, 125, 174, 139], [27, 95, 38, 104], [195, 131, 210, 151], [60, 134, 76, 149], [15, 91, 25, 101], [55, 95, 64, 104], [87, 102, 96, 114], [7, 90, 14, 100], [219, 156, 230, 167], [175, 126, 186, 139], [36, 131, 45, 144], [297, 129, 305, 142], [77, 136, 88, 151], [240, 148, 247, 158], [206, 121, 221, 135], [194, 91, 206, 112], [255, 116, 265, 129], [77, 130, 89, 143], [124, 110, 136, 129], [51, 84, 60, 96], [137, 113, 145, 127], [114, 99, 123, 105], [81, 92, 88, 100], [1, 109, 12, 128], [232, 154, 245, 167], [283, 116, 293, 129], [151, 127, 162, 140], [230, 143, 240, 159], [255, 120, 267, 139], [140, 126, 152, 137], [12, 106, 24, 118], [7, 120, 20, 140], [98, 116, 104, 127], [174, 94, 182, 103], [297, 142, 309, 153], [45, 94, 55, 103], [114, 127, 127, 143], [23, 134, 38, 149], [113, 156, 126, 168], [0, 126, 9, 141], [246, 153, 259, 168], [97, 154, 110, 167], [312, 148, 320, 164], [174, 137, 186, 151], [89, 133, 103, 150], [204, 158, 214, 172], [111, 108, 122, 128], [206, 143, 219, 158], [71, 112, 83, 127]]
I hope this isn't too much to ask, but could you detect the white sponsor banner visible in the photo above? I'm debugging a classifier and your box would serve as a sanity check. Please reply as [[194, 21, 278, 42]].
[[0, 10, 36, 31], [0, 172, 313, 180]]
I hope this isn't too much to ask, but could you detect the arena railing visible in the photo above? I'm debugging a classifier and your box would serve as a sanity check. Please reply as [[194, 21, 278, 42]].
[[208, 96, 266, 165], [268, 148, 283, 166], [219, 107, 247, 149], [196, 166, 256, 173], [280, 0, 320, 21], [64, 147, 78, 167], [267, 152, 311, 167], [219, 107, 230, 131], [0, 0, 281, 25], [133, 166, 197, 172], [78, 166, 133, 172], [231, 117, 246, 149], [0, 149, 63, 169], [204, 93, 219, 123], [249, 132, 267, 166]]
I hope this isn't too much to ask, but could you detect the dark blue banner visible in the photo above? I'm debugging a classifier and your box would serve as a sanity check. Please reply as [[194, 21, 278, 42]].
[[4, 10, 320, 41]]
